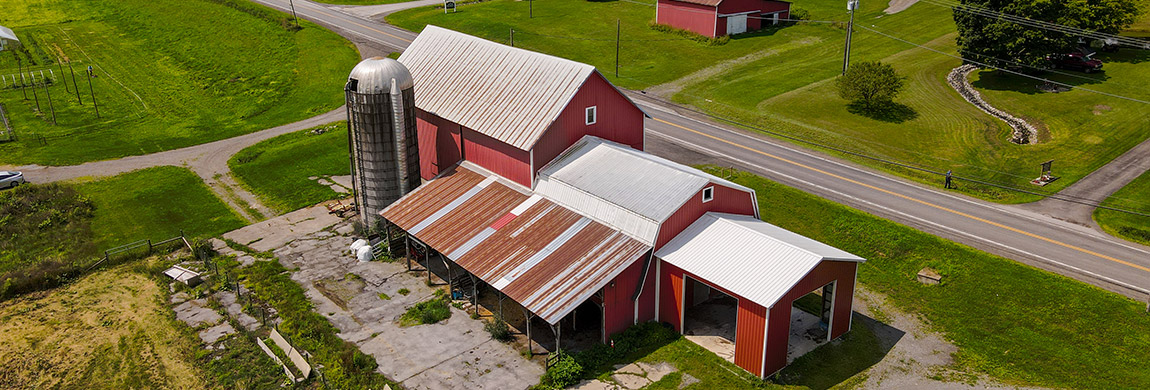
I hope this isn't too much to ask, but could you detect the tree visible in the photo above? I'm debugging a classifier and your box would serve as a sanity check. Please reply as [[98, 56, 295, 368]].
[[954, 0, 1141, 70], [837, 61, 905, 108]]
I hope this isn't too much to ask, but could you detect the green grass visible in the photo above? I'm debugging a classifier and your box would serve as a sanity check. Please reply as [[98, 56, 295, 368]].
[[386, 0, 855, 90], [710, 166, 1150, 389], [237, 258, 399, 389], [0, 184, 98, 298], [229, 123, 351, 214], [1094, 171, 1150, 246], [74, 166, 247, 249], [0, 0, 359, 166], [399, 294, 452, 326]]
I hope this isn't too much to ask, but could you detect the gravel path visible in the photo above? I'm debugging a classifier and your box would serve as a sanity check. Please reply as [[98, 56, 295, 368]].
[[884, 0, 920, 14]]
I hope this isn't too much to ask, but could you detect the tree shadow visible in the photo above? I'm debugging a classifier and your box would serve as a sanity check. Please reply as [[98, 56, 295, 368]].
[[847, 101, 919, 123], [970, 68, 1110, 95], [1094, 48, 1150, 64], [775, 313, 904, 390], [728, 24, 787, 40]]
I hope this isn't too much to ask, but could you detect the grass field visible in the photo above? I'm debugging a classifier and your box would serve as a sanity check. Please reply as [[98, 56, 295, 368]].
[[710, 166, 1150, 389], [0, 0, 359, 166], [387, 0, 855, 90], [230, 123, 351, 214], [74, 166, 247, 249], [1094, 171, 1150, 246]]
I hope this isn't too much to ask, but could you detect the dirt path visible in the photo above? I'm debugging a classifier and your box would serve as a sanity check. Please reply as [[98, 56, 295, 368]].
[[644, 37, 822, 98], [884, 0, 920, 14]]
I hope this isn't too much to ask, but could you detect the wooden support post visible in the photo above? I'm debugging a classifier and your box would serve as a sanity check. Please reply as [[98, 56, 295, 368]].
[[68, 62, 81, 104], [554, 323, 561, 353], [472, 275, 478, 316], [498, 290, 504, 320], [524, 309, 533, 356], [405, 234, 412, 271]]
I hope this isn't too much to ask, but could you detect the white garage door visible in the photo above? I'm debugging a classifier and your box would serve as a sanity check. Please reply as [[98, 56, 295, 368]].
[[726, 14, 748, 35]]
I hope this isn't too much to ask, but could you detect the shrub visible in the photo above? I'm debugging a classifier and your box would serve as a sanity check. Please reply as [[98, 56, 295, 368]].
[[399, 296, 452, 326], [398, 288, 410, 296], [484, 318, 513, 342], [539, 352, 583, 389], [648, 22, 730, 46], [789, 7, 810, 22]]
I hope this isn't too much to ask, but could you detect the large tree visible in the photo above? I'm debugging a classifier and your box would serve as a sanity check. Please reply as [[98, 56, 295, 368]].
[[837, 61, 906, 108], [954, 0, 1141, 70]]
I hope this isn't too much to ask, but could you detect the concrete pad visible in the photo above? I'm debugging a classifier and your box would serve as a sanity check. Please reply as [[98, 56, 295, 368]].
[[199, 322, 236, 344], [615, 363, 645, 376], [223, 205, 343, 252], [679, 373, 699, 389], [610, 373, 650, 390], [572, 380, 619, 390], [685, 335, 735, 363], [170, 291, 190, 305], [637, 361, 676, 382], [787, 307, 827, 363], [173, 298, 222, 328], [214, 291, 261, 331]]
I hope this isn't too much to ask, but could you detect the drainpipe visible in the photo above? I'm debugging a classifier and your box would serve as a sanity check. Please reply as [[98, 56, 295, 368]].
[[630, 248, 655, 324]]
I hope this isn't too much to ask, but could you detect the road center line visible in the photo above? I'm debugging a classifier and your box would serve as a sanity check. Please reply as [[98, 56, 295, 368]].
[[651, 117, 1150, 274]]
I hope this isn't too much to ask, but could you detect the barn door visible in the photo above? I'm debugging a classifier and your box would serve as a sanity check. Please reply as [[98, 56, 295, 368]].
[[726, 14, 748, 35]]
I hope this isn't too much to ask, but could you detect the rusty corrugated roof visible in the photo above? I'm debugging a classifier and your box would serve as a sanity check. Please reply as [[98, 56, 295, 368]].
[[381, 162, 650, 324], [397, 26, 596, 151]]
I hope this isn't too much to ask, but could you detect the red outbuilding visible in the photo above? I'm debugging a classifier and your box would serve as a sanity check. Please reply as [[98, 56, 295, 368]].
[[656, 0, 792, 38], [382, 26, 863, 379]]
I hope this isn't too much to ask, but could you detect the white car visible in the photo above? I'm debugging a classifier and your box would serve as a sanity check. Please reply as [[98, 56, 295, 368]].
[[1, 171, 25, 189]]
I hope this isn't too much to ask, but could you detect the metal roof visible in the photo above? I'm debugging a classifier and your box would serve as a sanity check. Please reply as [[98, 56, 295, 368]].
[[381, 162, 650, 324], [397, 25, 596, 151], [654, 212, 864, 308], [535, 136, 755, 245], [666, 0, 723, 7], [348, 57, 414, 94]]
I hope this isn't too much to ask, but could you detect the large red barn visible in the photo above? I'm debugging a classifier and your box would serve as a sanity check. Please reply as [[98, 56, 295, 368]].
[[656, 0, 792, 38], [382, 26, 863, 379]]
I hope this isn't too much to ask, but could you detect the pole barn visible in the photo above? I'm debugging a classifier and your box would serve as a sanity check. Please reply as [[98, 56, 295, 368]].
[[656, 0, 792, 38]]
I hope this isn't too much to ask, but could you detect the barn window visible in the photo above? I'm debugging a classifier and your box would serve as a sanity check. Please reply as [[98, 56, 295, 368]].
[[585, 106, 597, 125], [702, 186, 714, 203]]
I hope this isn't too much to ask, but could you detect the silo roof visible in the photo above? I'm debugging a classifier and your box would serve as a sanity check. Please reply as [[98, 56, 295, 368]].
[[398, 25, 596, 151], [348, 57, 414, 94]]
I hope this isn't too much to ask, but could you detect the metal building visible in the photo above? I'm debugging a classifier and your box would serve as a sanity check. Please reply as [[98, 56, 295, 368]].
[[345, 57, 421, 224]]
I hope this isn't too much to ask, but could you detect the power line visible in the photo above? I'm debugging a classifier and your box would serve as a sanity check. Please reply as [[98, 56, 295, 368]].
[[919, 0, 1149, 48]]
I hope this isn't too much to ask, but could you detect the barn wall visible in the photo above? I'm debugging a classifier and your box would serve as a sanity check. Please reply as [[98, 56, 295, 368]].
[[462, 127, 532, 187], [656, 0, 718, 38], [603, 255, 648, 341], [659, 260, 685, 332], [416, 110, 463, 180], [532, 72, 646, 181], [655, 183, 757, 249], [636, 255, 658, 323], [764, 261, 857, 377], [735, 299, 767, 377]]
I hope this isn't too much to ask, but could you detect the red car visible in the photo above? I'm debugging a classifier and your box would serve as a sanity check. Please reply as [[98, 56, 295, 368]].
[[1046, 52, 1103, 73]]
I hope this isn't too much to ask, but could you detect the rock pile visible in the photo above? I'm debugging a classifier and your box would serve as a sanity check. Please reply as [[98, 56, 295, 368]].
[[946, 64, 1038, 145]]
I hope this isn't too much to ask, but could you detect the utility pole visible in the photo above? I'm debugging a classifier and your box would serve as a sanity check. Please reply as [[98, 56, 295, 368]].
[[288, 0, 300, 29], [43, 79, 56, 125], [16, 55, 27, 100], [615, 19, 621, 78], [86, 66, 99, 118], [68, 61, 81, 104], [510, 28, 514, 47], [842, 0, 858, 75], [31, 72, 40, 113], [57, 60, 69, 94]]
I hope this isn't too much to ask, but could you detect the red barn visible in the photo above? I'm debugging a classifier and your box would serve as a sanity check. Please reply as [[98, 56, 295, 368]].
[[656, 0, 792, 38], [382, 26, 863, 379]]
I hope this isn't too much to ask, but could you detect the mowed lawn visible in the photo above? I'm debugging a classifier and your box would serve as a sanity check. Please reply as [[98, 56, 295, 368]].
[[1095, 171, 1150, 246], [74, 166, 246, 249], [230, 123, 351, 214], [0, 0, 359, 166], [710, 167, 1150, 389], [387, 0, 851, 90]]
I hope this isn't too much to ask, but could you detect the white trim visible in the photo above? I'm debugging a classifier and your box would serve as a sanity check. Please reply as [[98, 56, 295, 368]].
[[679, 273, 687, 333], [825, 280, 837, 343], [849, 263, 858, 333], [585, 106, 597, 125], [760, 308, 769, 378], [718, 10, 760, 17], [702, 186, 715, 203], [655, 258, 662, 322]]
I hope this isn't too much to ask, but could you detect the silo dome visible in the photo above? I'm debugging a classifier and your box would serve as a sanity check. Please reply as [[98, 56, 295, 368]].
[[348, 57, 414, 94]]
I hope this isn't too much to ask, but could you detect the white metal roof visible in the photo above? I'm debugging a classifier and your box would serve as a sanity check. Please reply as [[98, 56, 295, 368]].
[[535, 136, 755, 245], [397, 25, 596, 151], [655, 212, 864, 308]]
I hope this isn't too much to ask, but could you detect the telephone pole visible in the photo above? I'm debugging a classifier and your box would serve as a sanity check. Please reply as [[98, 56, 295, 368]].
[[842, 0, 858, 75], [615, 20, 621, 77], [86, 66, 99, 118]]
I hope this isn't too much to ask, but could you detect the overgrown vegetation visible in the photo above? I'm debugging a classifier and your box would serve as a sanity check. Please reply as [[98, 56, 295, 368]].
[[230, 123, 352, 214], [709, 166, 1150, 389], [0, 184, 97, 298], [0, 0, 359, 165], [648, 22, 730, 46], [1094, 170, 1150, 246], [237, 259, 398, 389], [399, 290, 452, 326], [484, 317, 513, 342]]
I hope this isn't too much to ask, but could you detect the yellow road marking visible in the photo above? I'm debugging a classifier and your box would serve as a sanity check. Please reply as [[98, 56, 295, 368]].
[[652, 117, 1150, 273]]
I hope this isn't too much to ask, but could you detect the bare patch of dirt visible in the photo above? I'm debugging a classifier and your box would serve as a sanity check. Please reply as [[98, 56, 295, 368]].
[[1093, 104, 1112, 115], [884, 0, 920, 14]]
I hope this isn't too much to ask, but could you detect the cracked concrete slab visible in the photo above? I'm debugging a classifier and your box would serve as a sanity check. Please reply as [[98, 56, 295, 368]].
[[173, 298, 222, 328]]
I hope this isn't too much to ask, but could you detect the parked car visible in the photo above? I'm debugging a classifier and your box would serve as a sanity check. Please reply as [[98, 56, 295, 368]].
[[1046, 52, 1103, 73], [0, 171, 26, 189]]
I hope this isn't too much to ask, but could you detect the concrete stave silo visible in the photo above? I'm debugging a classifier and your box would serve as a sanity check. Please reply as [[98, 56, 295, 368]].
[[345, 57, 421, 225]]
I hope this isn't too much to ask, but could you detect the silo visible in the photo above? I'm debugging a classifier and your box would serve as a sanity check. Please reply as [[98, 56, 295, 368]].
[[345, 57, 421, 225]]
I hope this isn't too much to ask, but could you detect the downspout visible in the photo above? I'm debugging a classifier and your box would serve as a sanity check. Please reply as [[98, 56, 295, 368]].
[[631, 247, 656, 324]]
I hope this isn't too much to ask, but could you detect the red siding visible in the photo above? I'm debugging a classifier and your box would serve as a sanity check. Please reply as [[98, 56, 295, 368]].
[[532, 72, 646, 182], [735, 299, 767, 376], [712, 0, 791, 36], [656, 0, 718, 38], [659, 260, 686, 332], [655, 183, 757, 249], [764, 261, 857, 377], [462, 127, 532, 187], [603, 255, 647, 341], [636, 256, 658, 323], [416, 111, 463, 180]]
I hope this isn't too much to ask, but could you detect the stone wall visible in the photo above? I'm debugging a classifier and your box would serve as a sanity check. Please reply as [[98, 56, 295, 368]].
[[946, 64, 1038, 144]]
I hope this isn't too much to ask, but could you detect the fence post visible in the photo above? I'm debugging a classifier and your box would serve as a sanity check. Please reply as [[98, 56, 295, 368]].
[[147, 239, 153, 254]]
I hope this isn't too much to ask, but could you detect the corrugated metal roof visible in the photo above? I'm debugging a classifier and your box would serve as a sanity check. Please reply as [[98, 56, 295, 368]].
[[397, 25, 596, 151], [535, 136, 755, 244], [382, 162, 650, 324], [666, 0, 723, 7], [654, 212, 864, 308]]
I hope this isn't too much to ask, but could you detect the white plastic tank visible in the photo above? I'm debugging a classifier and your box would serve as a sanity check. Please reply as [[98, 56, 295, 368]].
[[356, 245, 374, 262], [350, 239, 369, 253]]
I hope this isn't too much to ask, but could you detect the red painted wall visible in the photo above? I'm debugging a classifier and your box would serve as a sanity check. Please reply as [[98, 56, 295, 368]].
[[416, 111, 463, 180], [714, 0, 791, 36], [636, 256, 658, 323], [655, 183, 756, 249], [462, 127, 532, 187], [656, 0, 718, 38], [532, 72, 645, 183], [764, 261, 857, 376], [603, 255, 648, 342], [735, 298, 767, 376]]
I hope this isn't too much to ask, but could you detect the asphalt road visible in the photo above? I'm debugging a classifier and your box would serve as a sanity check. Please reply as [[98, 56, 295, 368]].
[[255, 0, 1150, 299]]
